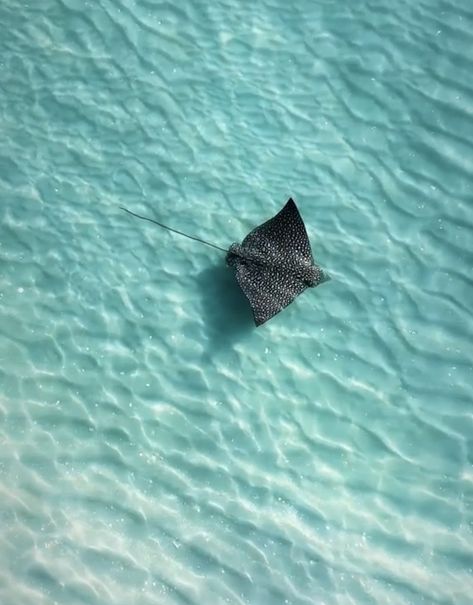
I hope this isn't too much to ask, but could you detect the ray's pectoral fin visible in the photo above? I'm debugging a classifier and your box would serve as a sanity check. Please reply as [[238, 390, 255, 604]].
[[234, 263, 308, 326], [240, 197, 314, 265]]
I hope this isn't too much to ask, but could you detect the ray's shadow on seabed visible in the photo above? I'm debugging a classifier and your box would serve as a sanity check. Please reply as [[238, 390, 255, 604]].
[[197, 263, 254, 348]]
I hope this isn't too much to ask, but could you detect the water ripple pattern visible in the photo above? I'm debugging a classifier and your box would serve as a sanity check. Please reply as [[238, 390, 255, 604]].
[[1, 1, 472, 604]]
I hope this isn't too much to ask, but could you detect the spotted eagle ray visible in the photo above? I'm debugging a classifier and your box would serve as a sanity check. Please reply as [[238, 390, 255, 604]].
[[121, 198, 329, 326]]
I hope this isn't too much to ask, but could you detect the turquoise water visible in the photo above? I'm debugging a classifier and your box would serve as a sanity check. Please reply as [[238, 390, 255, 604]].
[[1, 0, 472, 603]]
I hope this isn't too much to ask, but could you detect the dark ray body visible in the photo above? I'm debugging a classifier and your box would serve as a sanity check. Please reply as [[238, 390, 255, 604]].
[[226, 198, 327, 326]]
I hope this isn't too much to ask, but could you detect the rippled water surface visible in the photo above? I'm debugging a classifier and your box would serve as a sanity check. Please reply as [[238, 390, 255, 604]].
[[1, 1, 473, 604]]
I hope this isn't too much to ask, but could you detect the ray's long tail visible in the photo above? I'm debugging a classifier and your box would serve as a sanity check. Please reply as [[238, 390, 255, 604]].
[[119, 207, 227, 253]]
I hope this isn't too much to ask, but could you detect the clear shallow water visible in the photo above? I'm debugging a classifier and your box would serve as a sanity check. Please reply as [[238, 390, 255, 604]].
[[1, 0, 472, 603]]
